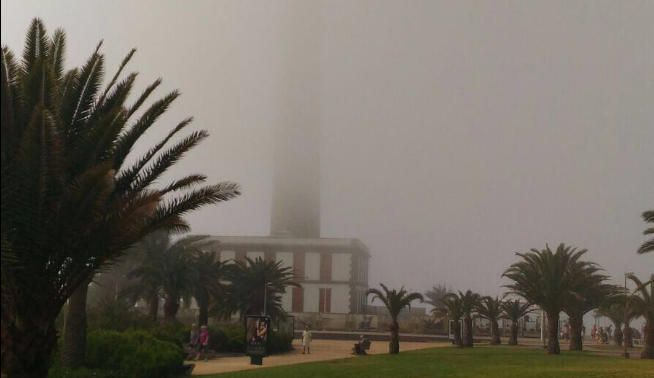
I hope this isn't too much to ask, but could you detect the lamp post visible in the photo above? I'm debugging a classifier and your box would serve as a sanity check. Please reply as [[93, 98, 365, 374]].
[[263, 282, 272, 315], [623, 271, 634, 359], [541, 309, 546, 349]]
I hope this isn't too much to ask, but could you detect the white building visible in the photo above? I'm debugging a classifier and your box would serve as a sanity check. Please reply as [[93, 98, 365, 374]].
[[207, 236, 370, 314]]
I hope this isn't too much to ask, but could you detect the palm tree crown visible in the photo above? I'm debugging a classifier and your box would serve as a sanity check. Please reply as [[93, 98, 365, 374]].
[[225, 257, 300, 320], [367, 284, 424, 320], [638, 210, 654, 254]]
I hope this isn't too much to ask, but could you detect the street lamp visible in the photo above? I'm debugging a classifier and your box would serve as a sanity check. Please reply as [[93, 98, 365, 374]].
[[263, 282, 273, 315], [623, 271, 634, 359]]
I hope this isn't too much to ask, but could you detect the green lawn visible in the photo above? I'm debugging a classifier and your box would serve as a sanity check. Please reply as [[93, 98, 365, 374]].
[[204, 346, 654, 378]]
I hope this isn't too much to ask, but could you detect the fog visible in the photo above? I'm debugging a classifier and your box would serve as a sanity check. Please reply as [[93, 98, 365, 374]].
[[2, 0, 652, 300]]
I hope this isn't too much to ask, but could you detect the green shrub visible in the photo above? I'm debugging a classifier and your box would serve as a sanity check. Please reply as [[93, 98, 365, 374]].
[[85, 329, 184, 378], [147, 321, 188, 348], [48, 366, 114, 378], [87, 298, 151, 332], [209, 323, 245, 352], [268, 331, 294, 354]]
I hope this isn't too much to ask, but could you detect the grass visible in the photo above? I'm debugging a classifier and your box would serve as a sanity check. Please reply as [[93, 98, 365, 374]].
[[203, 346, 654, 378]]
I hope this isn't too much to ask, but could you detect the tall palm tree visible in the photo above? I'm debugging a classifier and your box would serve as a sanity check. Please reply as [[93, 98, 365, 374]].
[[639, 210, 654, 254], [503, 243, 592, 354], [561, 263, 614, 351], [191, 250, 228, 326], [226, 257, 300, 321], [366, 284, 423, 354], [0, 19, 240, 375], [627, 274, 653, 359], [501, 299, 533, 345], [476, 296, 503, 345], [458, 290, 481, 347]]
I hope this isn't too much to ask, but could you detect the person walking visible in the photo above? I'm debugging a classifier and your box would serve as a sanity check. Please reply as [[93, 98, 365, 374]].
[[197, 325, 210, 361], [302, 325, 313, 354]]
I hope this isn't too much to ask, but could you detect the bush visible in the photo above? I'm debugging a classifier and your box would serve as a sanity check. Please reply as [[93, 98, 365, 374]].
[[209, 323, 245, 352], [147, 321, 188, 348], [268, 331, 294, 354], [205, 322, 293, 354], [85, 329, 184, 378], [87, 297, 151, 332], [48, 366, 114, 378]]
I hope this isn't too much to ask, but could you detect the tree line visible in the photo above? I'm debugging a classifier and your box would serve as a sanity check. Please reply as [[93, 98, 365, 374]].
[[369, 243, 652, 358]]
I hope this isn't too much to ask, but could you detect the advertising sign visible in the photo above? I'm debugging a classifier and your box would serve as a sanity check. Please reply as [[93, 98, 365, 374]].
[[246, 315, 270, 357]]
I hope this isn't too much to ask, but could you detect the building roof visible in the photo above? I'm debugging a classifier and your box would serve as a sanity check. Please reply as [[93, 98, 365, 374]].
[[206, 235, 370, 257]]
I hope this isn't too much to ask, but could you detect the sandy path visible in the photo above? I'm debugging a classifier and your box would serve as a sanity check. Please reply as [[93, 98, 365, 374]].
[[190, 339, 448, 376]]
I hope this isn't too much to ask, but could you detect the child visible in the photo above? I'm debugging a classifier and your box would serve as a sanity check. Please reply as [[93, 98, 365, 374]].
[[197, 325, 210, 361], [302, 325, 312, 354]]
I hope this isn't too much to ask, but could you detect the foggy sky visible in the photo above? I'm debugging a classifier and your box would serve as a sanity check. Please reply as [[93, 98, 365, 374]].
[[2, 1, 652, 300]]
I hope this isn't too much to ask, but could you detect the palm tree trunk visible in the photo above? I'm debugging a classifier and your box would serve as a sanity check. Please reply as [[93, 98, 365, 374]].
[[163, 296, 179, 322], [623, 324, 633, 348], [62, 278, 91, 367], [389, 320, 400, 354], [490, 320, 501, 345], [612, 322, 623, 346], [1, 312, 58, 377], [508, 321, 519, 345], [198, 302, 209, 326], [148, 292, 159, 321], [546, 312, 560, 354], [642, 317, 653, 359], [568, 314, 583, 351], [453, 321, 463, 347], [463, 315, 473, 347]]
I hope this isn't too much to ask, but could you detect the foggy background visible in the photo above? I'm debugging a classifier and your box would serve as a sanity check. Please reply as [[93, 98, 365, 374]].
[[2, 1, 652, 302]]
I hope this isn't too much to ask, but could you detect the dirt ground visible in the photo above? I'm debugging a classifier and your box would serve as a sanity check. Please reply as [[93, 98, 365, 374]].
[[190, 339, 448, 376]]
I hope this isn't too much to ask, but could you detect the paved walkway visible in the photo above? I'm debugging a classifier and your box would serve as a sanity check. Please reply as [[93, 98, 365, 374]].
[[190, 339, 448, 376]]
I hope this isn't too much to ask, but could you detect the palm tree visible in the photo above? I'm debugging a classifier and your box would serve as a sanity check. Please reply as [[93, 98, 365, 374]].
[[459, 290, 481, 347], [424, 284, 449, 332], [226, 257, 300, 321], [627, 274, 653, 359], [596, 295, 634, 346], [561, 263, 614, 351], [501, 299, 533, 345], [639, 210, 654, 254], [366, 284, 424, 354], [0, 19, 240, 375], [122, 231, 168, 321], [191, 250, 228, 326], [439, 293, 464, 347], [503, 243, 592, 354], [476, 296, 503, 345], [129, 233, 211, 322]]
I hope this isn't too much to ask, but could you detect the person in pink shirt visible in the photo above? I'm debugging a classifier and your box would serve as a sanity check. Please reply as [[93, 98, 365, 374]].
[[196, 325, 210, 361]]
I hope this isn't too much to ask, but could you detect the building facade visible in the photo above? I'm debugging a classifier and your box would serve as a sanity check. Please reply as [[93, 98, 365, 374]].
[[207, 236, 369, 314]]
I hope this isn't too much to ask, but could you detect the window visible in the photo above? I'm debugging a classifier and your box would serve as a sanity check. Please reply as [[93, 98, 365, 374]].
[[320, 253, 332, 281], [292, 287, 304, 312], [318, 288, 331, 313]]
